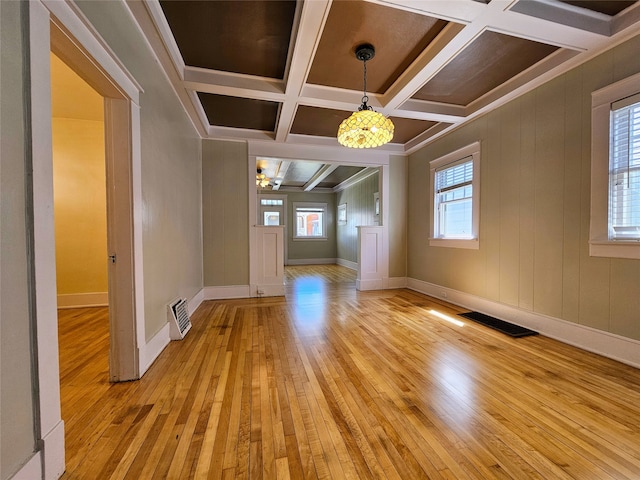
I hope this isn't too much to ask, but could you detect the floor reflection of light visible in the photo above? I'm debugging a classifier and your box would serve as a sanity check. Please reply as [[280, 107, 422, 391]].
[[290, 277, 327, 330], [430, 309, 465, 327]]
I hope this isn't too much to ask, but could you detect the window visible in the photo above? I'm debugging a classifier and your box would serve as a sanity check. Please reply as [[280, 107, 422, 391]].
[[293, 202, 327, 240], [591, 72, 640, 259], [609, 95, 640, 240], [263, 212, 280, 225], [261, 198, 283, 206], [429, 142, 480, 249]]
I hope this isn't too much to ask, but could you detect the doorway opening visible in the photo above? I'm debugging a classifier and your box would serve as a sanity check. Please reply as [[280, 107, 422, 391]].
[[50, 50, 112, 438], [49, 17, 140, 383]]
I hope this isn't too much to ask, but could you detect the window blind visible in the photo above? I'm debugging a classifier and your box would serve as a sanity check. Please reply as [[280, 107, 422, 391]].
[[434, 157, 474, 238], [609, 96, 640, 240]]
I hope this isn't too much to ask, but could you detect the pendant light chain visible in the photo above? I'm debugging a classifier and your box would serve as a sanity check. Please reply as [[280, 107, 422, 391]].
[[361, 59, 369, 109]]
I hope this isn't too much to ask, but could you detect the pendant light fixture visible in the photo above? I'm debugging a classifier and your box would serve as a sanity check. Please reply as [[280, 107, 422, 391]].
[[256, 168, 270, 188], [337, 44, 394, 148]]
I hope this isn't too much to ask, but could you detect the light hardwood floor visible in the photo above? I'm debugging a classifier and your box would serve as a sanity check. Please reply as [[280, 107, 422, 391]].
[[59, 265, 640, 479]]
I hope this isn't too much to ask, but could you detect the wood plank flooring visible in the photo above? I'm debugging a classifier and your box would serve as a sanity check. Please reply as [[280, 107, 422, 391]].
[[59, 265, 640, 479]]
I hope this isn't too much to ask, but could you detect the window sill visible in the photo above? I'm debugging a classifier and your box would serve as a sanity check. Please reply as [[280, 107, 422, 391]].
[[293, 237, 328, 242], [429, 237, 479, 250], [589, 241, 640, 259]]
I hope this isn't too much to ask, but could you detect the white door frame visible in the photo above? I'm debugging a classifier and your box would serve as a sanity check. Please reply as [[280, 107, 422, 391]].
[[26, 1, 145, 477], [258, 193, 288, 263], [248, 142, 392, 293]]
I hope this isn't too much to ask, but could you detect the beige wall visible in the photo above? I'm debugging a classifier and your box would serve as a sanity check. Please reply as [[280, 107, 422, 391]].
[[202, 139, 249, 286], [0, 2, 37, 478], [76, 1, 203, 341], [52, 117, 108, 295], [336, 172, 379, 263], [388, 156, 408, 278], [260, 189, 337, 262], [408, 34, 640, 341], [285, 191, 337, 261]]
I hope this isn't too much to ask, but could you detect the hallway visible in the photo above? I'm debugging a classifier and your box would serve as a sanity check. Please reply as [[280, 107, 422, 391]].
[[59, 265, 640, 479]]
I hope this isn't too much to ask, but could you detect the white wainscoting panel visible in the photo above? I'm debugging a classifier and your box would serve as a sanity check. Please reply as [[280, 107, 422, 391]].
[[252, 226, 285, 296], [356, 226, 388, 290]]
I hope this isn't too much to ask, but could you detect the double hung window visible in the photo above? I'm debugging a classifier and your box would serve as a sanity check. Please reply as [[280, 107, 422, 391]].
[[293, 202, 327, 240], [590, 72, 640, 259], [609, 95, 640, 240], [429, 142, 480, 249]]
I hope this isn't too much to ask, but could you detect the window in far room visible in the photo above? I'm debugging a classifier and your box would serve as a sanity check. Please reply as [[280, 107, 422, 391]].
[[590, 72, 640, 259], [293, 202, 327, 240], [429, 142, 480, 249]]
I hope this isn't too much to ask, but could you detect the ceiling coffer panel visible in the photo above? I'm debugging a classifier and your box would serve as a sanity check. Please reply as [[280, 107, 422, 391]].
[[283, 161, 324, 187], [412, 31, 559, 106], [159, 0, 296, 79], [198, 93, 279, 132], [291, 105, 352, 138], [388, 117, 440, 144], [558, 1, 636, 16], [307, 1, 450, 94]]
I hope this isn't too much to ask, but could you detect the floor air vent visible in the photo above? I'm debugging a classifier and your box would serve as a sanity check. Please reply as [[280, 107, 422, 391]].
[[168, 298, 191, 340]]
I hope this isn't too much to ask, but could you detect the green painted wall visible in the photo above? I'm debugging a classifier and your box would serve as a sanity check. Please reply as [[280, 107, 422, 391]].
[[76, 1, 203, 341], [285, 191, 337, 261], [389, 156, 408, 278], [336, 172, 379, 264], [0, 2, 37, 477], [202, 140, 249, 285], [407, 34, 640, 340]]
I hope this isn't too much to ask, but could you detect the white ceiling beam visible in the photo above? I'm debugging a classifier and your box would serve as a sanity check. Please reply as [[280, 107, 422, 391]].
[[370, 0, 486, 23], [271, 160, 291, 190], [275, 0, 333, 142], [303, 164, 339, 191], [184, 67, 285, 99]]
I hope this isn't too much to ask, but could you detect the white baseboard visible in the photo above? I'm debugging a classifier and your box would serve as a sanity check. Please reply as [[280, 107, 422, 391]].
[[388, 276, 408, 289], [407, 277, 640, 369], [42, 419, 65, 480], [12, 453, 42, 480], [9, 418, 66, 479], [336, 258, 358, 270], [57, 292, 108, 308], [287, 258, 337, 266], [252, 284, 285, 297], [203, 285, 251, 300], [140, 322, 170, 376], [188, 288, 204, 315], [356, 278, 385, 291]]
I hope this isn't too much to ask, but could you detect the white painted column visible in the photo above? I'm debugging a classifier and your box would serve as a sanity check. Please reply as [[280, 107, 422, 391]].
[[356, 226, 388, 291]]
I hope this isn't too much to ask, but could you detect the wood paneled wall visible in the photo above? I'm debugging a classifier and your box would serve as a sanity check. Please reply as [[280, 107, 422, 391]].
[[336, 172, 379, 264], [408, 34, 640, 341], [202, 139, 249, 286]]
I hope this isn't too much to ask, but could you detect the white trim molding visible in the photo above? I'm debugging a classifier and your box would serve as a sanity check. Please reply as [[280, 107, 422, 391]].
[[140, 323, 170, 376], [387, 277, 408, 289], [288, 258, 338, 266], [407, 278, 640, 369], [336, 258, 357, 270], [57, 292, 108, 308], [203, 285, 252, 300]]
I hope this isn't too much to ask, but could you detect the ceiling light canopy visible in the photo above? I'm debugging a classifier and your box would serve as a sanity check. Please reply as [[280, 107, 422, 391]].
[[338, 44, 394, 149]]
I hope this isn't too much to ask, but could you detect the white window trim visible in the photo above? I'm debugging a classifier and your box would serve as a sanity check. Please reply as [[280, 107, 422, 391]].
[[293, 202, 328, 241], [429, 141, 480, 249], [590, 71, 640, 259]]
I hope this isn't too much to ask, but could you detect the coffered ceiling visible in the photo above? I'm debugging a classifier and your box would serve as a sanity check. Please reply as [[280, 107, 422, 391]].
[[128, 0, 640, 190]]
